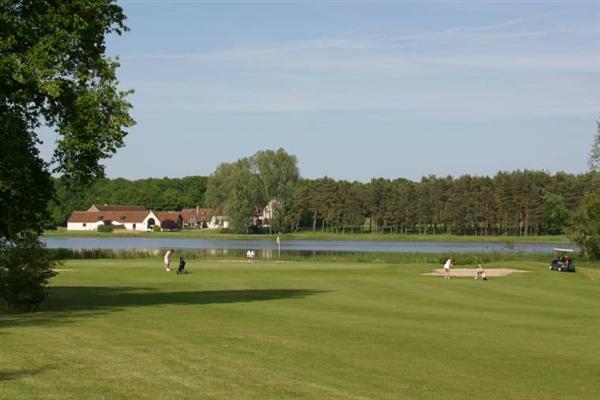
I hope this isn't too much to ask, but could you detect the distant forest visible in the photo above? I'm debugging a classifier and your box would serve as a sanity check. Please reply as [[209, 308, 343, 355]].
[[49, 176, 208, 227], [50, 170, 600, 236]]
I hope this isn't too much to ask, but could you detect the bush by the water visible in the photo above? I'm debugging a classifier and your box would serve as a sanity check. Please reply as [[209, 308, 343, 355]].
[[97, 224, 114, 233], [160, 220, 179, 231]]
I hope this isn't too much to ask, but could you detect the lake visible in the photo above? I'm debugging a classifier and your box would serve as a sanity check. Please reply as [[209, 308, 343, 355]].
[[42, 237, 576, 254]]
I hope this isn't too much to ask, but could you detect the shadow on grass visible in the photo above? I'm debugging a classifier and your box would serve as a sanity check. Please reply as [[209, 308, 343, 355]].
[[44, 286, 324, 312], [0, 366, 50, 381], [0, 287, 325, 329]]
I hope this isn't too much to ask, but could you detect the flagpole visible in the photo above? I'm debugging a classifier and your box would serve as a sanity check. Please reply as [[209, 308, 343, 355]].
[[276, 235, 281, 259]]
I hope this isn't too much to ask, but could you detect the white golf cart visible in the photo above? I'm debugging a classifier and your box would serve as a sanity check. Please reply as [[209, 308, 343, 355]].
[[549, 248, 576, 273]]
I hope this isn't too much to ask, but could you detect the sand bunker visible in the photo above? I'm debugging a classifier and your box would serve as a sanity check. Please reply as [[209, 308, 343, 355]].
[[423, 268, 528, 277]]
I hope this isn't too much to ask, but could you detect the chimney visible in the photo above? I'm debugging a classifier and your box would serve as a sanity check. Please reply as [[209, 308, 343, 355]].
[[196, 205, 199, 214]]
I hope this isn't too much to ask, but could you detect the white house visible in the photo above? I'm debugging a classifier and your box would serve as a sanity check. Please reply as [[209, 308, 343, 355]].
[[67, 210, 161, 231], [66, 211, 105, 231], [256, 200, 278, 227], [180, 207, 230, 229], [208, 215, 230, 229]]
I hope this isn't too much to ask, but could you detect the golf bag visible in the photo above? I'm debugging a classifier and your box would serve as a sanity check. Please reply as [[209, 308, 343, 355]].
[[177, 257, 186, 274]]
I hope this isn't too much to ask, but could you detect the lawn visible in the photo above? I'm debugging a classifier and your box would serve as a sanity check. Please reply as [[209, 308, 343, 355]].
[[1, 259, 599, 399]]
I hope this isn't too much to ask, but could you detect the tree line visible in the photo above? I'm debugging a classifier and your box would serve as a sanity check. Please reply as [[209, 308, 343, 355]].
[[288, 171, 597, 236], [51, 152, 600, 237], [49, 176, 208, 227]]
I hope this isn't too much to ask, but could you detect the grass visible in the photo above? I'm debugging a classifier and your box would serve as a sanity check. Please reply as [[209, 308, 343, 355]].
[[48, 247, 557, 265], [2, 259, 599, 399], [43, 227, 571, 243]]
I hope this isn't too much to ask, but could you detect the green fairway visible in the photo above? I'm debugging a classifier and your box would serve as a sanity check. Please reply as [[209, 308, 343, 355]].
[[1, 259, 599, 399]]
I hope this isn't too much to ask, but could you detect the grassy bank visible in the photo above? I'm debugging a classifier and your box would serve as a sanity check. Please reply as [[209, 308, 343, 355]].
[[1, 259, 599, 399], [48, 247, 557, 265], [44, 227, 571, 243]]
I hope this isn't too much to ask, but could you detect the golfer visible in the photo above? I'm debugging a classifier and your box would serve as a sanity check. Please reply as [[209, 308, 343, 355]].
[[475, 264, 486, 280], [443, 258, 453, 279], [164, 249, 174, 271]]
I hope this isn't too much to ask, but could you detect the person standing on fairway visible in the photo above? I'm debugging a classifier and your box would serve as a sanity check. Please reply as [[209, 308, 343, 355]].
[[475, 264, 486, 280], [444, 258, 453, 279], [164, 249, 174, 271]]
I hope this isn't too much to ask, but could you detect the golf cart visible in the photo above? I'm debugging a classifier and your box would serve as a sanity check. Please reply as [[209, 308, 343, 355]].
[[549, 248, 576, 273]]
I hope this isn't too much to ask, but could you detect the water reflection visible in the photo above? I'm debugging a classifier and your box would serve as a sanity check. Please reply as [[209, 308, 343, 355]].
[[42, 237, 577, 255]]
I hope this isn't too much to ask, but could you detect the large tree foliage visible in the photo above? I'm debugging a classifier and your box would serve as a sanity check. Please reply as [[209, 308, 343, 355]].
[[569, 193, 600, 260], [49, 175, 209, 226], [205, 149, 300, 233], [0, 0, 134, 310], [254, 149, 299, 233], [542, 193, 570, 235], [588, 117, 600, 172], [205, 158, 263, 233]]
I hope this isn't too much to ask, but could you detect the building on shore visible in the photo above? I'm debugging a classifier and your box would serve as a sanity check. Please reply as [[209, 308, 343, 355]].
[[67, 210, 160, 231], [67, 205, 229, 231], [180, 206, 230, 229]]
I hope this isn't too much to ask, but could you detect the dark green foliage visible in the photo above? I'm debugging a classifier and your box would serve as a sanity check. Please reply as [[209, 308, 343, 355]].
[[0, 110, 54, 239], [254, 149, 300, 233], [0, 235, 56, 312], [588, 117, 600, 172], [542, 194, 570, 235], [1, 0, 134, 186], [97, 224, 113, 233], [160, 219, 179, 231], [1, 0, 133, 311], [49, 175, 209, 226], [569, 193, 600, 260], [50, 169, 600, 237], [292, 170, 592, 236], [206, 158, 263, 233]]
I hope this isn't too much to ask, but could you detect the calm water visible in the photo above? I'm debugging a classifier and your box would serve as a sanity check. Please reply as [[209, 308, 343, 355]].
[[42, 237, 576, 254]]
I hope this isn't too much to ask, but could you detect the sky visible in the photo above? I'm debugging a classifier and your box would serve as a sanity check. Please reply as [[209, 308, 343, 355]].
[[40, 1, 600, 182]]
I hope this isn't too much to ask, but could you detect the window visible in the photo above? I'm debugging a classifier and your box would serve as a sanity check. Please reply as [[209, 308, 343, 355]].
[[133, 223, 136, 229], [83, 223, 87, 227]]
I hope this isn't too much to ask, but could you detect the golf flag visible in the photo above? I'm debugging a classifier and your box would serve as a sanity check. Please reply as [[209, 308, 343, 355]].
[[276, 235, 281, 258]]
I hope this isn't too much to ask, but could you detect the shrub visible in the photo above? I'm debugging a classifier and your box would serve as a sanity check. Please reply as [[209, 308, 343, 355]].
[[161, 220, 179, 231], [97, 224, 113, 233], [0, 236, 56, 312], [153, 224, 162, 232]]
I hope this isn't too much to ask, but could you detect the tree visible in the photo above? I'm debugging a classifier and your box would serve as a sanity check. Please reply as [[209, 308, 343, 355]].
[[205, 159, 263, 233], [542, 193, 570, 235], [588, 117, 600, 171], [569, 193, 600, 259], [0, 1, 134, 311], [160, 219, 179, 231], [254, 148, 300, 233]]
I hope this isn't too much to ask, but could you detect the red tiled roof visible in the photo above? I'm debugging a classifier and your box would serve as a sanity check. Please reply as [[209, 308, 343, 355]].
[[154, 212, 182, 223], [68, 211, 151, 223], [67, 212, 102, 223], [180, 208, 215, 222]]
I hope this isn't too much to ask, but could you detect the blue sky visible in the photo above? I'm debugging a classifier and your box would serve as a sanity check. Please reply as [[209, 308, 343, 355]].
[[42, 1, 600, 181]]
